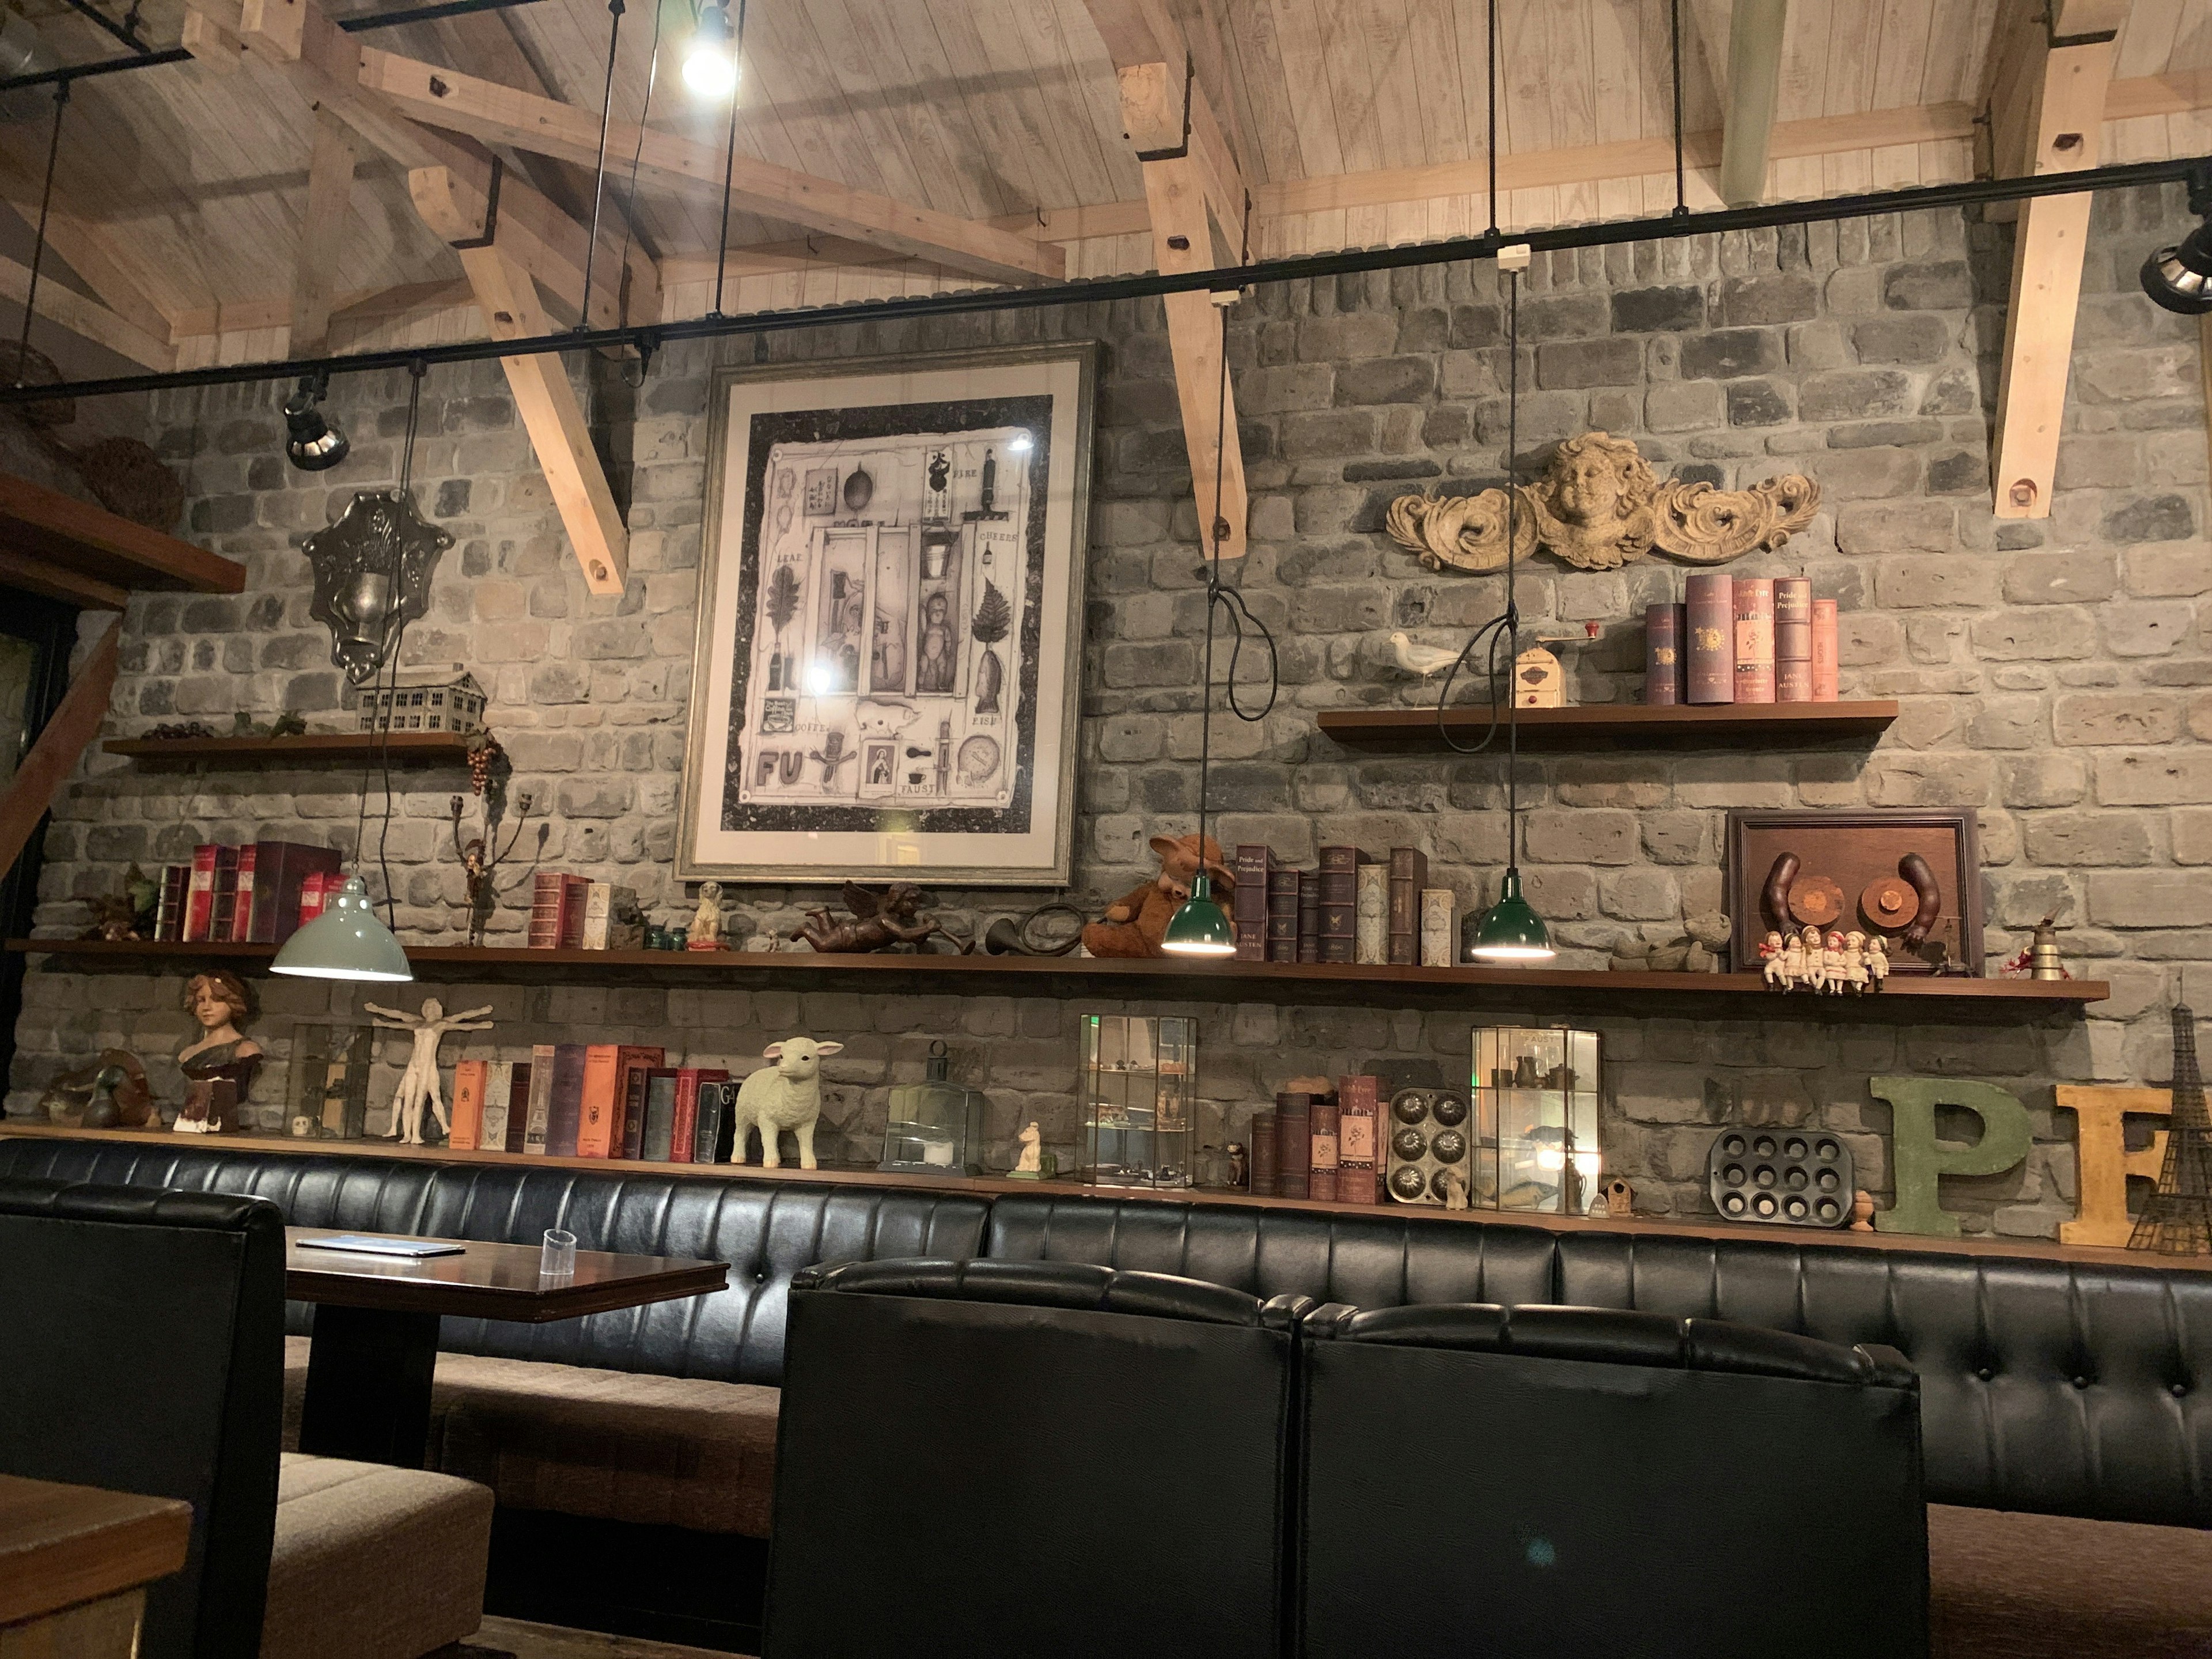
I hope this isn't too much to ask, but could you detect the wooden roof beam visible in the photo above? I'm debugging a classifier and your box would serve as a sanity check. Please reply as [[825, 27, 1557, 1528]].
[[1987, 0, 2130, 520], [1718, 0, 1789, 206], [289, 107, 358, 355], [355, 49, 1063, 287], [0, 618, 116, 884], [412, 165, 626, 599], [0, 256, 172, 371]]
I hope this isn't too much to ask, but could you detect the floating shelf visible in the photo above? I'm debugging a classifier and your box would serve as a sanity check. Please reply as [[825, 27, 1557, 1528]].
[[5, 938, 2107, 1020], [103, 732, 478, 766], [1315, 701, 1900, 752], [0, 1122, 2188, 1275], [0, 471, 242, 608]]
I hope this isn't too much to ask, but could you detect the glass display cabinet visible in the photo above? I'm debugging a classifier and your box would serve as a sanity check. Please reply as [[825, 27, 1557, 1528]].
[[880, 1039, 987, 1175], [1472, 1025, 1601, 1214], [286, 1023, 373, 1139], [1080, 1014, 1197, 1188]]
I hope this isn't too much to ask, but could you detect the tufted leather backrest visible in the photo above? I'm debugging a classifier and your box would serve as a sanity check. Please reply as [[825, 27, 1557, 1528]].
[[6, 1138, 2208, 1528], [0, 1139, 988, 1387]]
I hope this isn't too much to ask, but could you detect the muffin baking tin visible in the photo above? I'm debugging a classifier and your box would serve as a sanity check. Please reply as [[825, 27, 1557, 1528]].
[[1385, 1086, 1474, 1207], [1707, 1128, 1854, 1228]]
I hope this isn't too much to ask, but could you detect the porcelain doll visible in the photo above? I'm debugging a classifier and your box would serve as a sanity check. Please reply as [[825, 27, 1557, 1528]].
[[1865, 935, 1890, 990], [1798, 925, 1828, 994], [1759, 930, 1790, 989], [175, 972, 263, 1133], [1843, 930, 1869, 992], [1823, 930, 1849, 993]]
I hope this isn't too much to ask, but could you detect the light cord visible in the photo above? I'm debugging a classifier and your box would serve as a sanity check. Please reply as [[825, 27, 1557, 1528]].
[[15, 83, 67, 382], [1484, 0, 1499, 238], [710, 0, 748, 319], [578, 0, 628, 331]]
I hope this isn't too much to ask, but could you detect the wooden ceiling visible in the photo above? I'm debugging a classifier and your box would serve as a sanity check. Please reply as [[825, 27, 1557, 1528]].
[[0, 0, 2203, 376]]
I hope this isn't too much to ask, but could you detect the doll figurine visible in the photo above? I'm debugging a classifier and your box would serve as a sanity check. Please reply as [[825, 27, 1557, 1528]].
[[1843, 930, 1869, 992], [1865, 935, 1890, 990], [176, 972, 263, 1133], [1823, 930, 1848, 993], [1798, 925, 1828, 994], [688, 880, 726, 950], [1759, 930, 1790, 990]]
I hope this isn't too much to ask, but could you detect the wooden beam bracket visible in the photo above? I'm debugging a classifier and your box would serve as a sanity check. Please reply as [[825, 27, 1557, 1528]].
[[446, 154, 501, 249], [1130, 52, 1194, 162]]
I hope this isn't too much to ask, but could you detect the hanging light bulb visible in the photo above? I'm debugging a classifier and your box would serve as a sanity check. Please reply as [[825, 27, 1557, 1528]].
[[684, 1, 738, 100], [283, 372, 349, 472]]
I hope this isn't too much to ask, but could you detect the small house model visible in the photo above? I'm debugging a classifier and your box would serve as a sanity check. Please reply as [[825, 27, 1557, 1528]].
[[350, 664, 487, 733]]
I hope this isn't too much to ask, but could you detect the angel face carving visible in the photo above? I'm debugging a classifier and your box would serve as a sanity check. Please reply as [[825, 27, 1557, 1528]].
[[300, 488, 454, 684], [1385, 430, 1817, 574]]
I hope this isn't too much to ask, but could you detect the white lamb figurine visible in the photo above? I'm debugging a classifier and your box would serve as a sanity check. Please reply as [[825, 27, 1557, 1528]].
[[732, 1037, 846, 1169]]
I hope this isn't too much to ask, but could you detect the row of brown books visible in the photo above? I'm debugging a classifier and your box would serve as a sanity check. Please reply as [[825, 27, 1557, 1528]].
[[527, 874, 643, 949], [1249, 1076, 1380, 1203], [1229, 845, 1429, 965], [1651, 575, 1840, 706], [160, 842, 343, 943], [448, 1047, 736, 1163]]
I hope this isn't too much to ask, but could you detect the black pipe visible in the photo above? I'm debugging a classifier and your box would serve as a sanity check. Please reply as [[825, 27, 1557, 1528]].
[[0, 0, 544, 96], [5, 151, 2206, 407], [53, 0, 146, 55]]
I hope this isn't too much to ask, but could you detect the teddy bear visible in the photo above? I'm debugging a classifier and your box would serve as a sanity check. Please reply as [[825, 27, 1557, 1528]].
[[1081, 834, 1237, 959]]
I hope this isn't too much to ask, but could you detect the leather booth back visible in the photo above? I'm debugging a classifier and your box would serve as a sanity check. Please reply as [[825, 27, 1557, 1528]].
[[4, 1139, 2208, 1528], [0, 1139, 988, 1387], [0, 1176, 285, 1659], [767, 1260, 1301, 1659], [1296, 1301, 1929, 1659]]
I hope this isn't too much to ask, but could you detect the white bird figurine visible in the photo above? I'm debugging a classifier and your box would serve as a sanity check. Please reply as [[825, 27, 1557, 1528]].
[[1388, 631, 1463, 677]]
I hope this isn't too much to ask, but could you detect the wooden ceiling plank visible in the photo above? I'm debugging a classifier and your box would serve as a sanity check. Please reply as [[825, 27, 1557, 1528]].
[[1219, 0, 1309, 188], [1720, 0, 1791, 203], [882, 3, 1021, 218], [357, 47, 1062, 285], [412, 164, 624, 597], [289, 105, 358, 355], [827, 0, 986, 221], [0, 255, 173, 371]]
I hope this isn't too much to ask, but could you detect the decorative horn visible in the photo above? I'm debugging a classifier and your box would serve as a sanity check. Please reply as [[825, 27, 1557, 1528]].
[[1898, 854, 1943, 950], [1762, 852, 1799, 932]]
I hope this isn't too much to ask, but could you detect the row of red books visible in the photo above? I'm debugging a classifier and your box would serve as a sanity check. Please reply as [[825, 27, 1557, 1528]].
[[155, 842, 345, 943], [448, 1047, 737, 1164], [1229, 846, 1428, 965], [1249, 1076, 1381, 1203]]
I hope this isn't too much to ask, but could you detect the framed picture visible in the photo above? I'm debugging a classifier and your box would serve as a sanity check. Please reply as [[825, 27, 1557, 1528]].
[[680, 343, 1097, 887], [1724, 808, 1984, 976]]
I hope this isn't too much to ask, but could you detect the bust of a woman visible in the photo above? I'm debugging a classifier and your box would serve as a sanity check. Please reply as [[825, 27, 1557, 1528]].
[[175, 972, 263, 1134]]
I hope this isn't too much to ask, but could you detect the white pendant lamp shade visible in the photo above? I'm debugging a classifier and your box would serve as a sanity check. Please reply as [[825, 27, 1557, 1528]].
[[270, 874, 414, 982]]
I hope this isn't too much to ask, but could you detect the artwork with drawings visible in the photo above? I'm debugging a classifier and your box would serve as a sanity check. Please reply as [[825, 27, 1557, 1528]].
[[681, 347, 1094, 886]]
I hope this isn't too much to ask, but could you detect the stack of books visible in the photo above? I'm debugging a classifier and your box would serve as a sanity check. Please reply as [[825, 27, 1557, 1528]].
[[528, 875, 645, 949], [1245, 1074, 1383, 1205], [1232, 843, 1444, 967], [1674, 574, 1839, 706], [157, 842, 344, 943]]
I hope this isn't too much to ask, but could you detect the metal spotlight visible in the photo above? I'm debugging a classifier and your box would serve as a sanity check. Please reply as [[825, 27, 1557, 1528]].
[[283, 372, 349, 472], [684, 1, 738, 100], [2141, 169, 2212, 315]]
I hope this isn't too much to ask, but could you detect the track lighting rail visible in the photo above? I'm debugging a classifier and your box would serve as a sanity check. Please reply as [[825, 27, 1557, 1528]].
[[1, 153, 2204, 408]]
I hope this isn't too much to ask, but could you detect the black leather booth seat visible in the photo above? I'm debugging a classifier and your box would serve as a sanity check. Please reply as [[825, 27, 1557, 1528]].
[[0, 1136, 2206, 1532]]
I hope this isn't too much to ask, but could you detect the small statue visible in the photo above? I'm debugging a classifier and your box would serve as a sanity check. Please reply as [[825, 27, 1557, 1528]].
[[1823, 930, 1848, 994], [1798, 925, 1828, 994], [1012, 1121, 1044, 1178], [690, 880, 727, 950], [1865, 935, 1889, 990], [1225, 1140, 1248, 1189], [1435, 1166, 1470, 1211], [1081, 834, 1236, 960], [1759, 930, 1789, 989], [1849, 1190, 1877, 1232], [791, 882, 956, 953], [40, 1050, 155, 1129], [730, 1037, 845, 1169], [362, 997, 495, 1145], [1843, 930, 1869, 993], [448, 745, 541, 948], [176, 973, 262, 1134]]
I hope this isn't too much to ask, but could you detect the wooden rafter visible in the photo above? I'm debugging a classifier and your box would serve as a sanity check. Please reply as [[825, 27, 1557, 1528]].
[[289, 107, 358, 355], [1987, 0, 2131, 519], [0, 618, 116, 883], [0, 256, 172, 372], [412, 165, 627, 599], [0, 161, 176, 350], [1718, 0, 1790, 206], [355, 48, 1065, 288]]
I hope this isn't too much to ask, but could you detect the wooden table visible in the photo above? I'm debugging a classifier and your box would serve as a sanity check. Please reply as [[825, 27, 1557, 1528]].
[[286, 1227, 729, 1467], [0, 1473, 190, 1657]]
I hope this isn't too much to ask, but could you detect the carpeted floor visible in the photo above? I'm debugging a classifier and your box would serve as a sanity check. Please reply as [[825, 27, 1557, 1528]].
[[460, 1618, 748, 1659]]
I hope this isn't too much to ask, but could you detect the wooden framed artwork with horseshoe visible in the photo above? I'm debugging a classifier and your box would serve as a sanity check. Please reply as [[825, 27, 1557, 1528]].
[[1724, 808, 1984, 978]]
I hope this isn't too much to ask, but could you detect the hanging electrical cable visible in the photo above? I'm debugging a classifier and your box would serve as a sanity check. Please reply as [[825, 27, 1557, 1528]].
[[577, 0, 628, 332], [1670, 0, 1688, 217], [1483, 0, 1499, 240], [13, 81, 66, 387], [710, 0, 750, 318]]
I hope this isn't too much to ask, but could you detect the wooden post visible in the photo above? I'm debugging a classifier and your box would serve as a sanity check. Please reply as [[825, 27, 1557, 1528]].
[[1718, 0, 1790, 207]]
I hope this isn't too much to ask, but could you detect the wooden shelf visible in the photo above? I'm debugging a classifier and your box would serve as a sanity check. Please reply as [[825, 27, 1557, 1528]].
[[0, 471, 241, 608], [3, 938, 2108, 1019], [1315, 701, 1900, 752], [0, 1122, 2196, 1275], [103, 732, 478, 766]]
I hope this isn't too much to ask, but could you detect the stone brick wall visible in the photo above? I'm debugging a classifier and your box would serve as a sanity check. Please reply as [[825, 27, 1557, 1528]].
[[11, 185, 2207, 1236]]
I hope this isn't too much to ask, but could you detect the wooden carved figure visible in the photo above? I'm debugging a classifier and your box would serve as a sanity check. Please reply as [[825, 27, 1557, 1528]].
[[364, 998, 495, 1145]]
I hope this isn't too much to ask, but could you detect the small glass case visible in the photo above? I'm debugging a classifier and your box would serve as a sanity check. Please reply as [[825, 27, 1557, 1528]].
[[880, 1040, 986, 1176], [1472, 1026, 1601, 1214], [286, 1023, 373, 1140], [1080, 1014, 1197, 1188]]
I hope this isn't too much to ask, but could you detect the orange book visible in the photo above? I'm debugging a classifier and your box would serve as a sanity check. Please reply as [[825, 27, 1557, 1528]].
[[608, 1046, 665, 1159], [575, 1044, 624, 1157], [449, 1059, 488, 1151]]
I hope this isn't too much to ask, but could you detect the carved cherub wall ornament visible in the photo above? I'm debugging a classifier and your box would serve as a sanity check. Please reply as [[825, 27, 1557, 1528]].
[[1384, 431, 1819, 574]]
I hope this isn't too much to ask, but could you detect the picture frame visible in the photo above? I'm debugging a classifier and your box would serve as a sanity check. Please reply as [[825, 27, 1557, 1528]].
[[679, 343, 1098, 887], [1724, 808, 1984, 976]]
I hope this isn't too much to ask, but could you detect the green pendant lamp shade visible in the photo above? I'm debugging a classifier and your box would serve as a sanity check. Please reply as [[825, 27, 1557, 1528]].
[[1161, 872, 1237, 957], [1469, 870, 1554, 962], [270, 874, 414, 982]]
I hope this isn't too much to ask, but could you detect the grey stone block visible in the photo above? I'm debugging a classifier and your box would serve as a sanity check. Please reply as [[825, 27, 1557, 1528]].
[[1800, 369, 1917, 422], [1851, 315, 1952, 364], [1611, 286, 1706, 332], [1537, 336, 1645, 388], [1718, 272, 1820, 325], [1883, 261, 1974, 310], [1678, 329, 1783, 380]]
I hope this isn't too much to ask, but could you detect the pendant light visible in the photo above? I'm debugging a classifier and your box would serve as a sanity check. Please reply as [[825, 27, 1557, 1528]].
[[283, 372, 349, 471], [2142, 168, 2212, 314], [684, 0, 738, 100], [275, 362, 431, 984], [1162, 280, 1274, 957], [1466, 253, 1554, 964]]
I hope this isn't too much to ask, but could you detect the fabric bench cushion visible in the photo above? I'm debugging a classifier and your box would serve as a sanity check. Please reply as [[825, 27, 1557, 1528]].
[[262, 1454, 492, 1659], [282, 1337, 780, 1539], [1928, 1503, 2212, 1658]]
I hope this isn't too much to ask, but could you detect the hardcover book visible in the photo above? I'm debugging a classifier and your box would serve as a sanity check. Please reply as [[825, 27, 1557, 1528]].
[[1685, 572, 1734, 704], [1337, 1075, 1380, 1204], [241, 842, 345, 942], [1275, 1094, 1312, 1200], [620, 1060, 654, 1160], [574, 1044, 623, 1157], [522, 1044, 557, 1153], [1296, 869, 1320, 964], [296, 872, 332, 926], [183, 844, 219, 942], [1645, 601, 1685, 705], [449, 1059, 487, 1151], [1732, 576, 1777, 703], [1317, 846, 1357, 964], [1810, 599, 1840, 701], [1309, 1096, 1341, 1203], [640, 1069, 680, 1161], [528, 871, 566, 949], [671, 1069, 711, 1165], [1387, 847, 1428, 966], [229, 844, 258, 943], [559, 874, 590, 948], [1419, 888, 1455, 967], [1232, 844, 1272, 963], [481, 1059, 516, 1153], [1264, 868, 1300, 964], [1355, 863, 1388, 964], [691, 1071, 736, 1164], [156, 864, 188, 942], [613, 1046, 665, 1158], [207, 846, 243, 944], [544, 1043, 589, 1157], [1775, 577, 1813, 666], [1248, 1109, 1278, 1197]]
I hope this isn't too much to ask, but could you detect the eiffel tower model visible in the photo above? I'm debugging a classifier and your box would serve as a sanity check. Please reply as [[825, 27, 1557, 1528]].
[[2131, 1005, 2212, 1254]]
